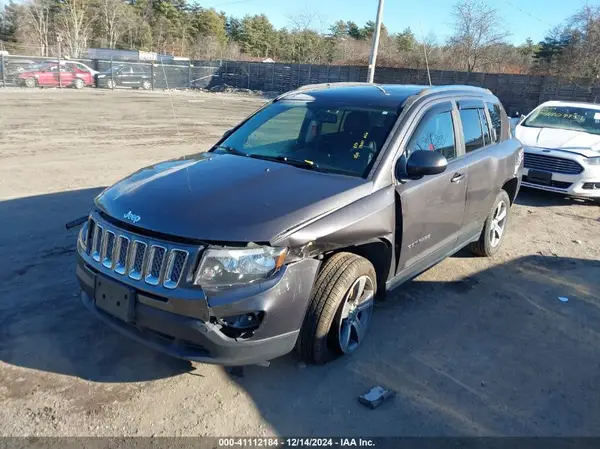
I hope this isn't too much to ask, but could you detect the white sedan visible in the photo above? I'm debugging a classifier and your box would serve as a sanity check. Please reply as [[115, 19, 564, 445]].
[[514, 100, 600, 202]]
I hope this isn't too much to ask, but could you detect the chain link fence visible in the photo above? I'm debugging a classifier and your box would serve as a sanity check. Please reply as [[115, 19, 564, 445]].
[[2, 53, 600, 116]]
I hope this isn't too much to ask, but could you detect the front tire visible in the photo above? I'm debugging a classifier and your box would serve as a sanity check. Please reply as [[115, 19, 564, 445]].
[[297, 252, 376, 364], [141, 80, 151, 90], [106, 79, 116, 89], [469, 190, 511, 257]]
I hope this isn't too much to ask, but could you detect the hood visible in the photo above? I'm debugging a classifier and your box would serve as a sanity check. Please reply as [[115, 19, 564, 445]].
[[515, 125, 600, 158], [95, 152, 372, 244]]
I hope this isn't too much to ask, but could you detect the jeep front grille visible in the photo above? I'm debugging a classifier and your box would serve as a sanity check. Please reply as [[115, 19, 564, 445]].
[[115, 236, 130, 274], [86, 218, 189, 289], [91, 224, 103, 262], [130, 241, 147, 280], [164, 250, 188, 289], [102, 231, 116, 268], [145, 246, 166, 285]]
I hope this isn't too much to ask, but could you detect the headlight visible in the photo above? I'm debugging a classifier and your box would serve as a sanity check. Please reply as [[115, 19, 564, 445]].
[[97, 74, 105, 78], [194, 246, 287, 288], [585, 156, 600, 165]]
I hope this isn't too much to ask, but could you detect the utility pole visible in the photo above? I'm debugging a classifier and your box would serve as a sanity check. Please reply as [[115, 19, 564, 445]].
[[367, 0, 385, 83], [1, 52, 6, 88], [57, 36, 62, 88]]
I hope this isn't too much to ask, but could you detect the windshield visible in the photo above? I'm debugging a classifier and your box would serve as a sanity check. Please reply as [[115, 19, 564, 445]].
[[214, 100, 400, 177], [523, 105, 600, 136]]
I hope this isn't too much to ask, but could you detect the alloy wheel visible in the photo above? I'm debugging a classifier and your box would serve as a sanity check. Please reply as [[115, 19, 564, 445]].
[[337, 275, 374, 354], [489, 200, 508, 247]]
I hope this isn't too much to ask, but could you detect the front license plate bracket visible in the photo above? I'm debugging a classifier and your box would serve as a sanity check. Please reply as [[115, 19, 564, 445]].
[[528, 169, 552, 186], [94, 276, 136, 323]]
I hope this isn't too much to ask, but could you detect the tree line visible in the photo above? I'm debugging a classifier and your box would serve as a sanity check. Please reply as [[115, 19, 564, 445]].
[[1, 0, 599, 83]]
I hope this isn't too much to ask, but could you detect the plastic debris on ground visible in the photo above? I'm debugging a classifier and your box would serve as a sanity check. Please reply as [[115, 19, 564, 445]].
[[358, 386, 395, 409]]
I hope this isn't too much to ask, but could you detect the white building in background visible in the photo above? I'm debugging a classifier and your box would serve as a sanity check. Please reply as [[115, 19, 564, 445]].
[[87, 48, 161, 61], [86, 48, 190, 63]]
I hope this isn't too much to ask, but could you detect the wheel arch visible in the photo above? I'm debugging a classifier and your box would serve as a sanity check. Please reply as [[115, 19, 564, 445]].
[[502, 177, 519, 204], [322, 238, 393, 297]]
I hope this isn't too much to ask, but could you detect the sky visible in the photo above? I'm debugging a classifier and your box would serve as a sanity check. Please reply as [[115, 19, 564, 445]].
[[198, 0, 592, 45]]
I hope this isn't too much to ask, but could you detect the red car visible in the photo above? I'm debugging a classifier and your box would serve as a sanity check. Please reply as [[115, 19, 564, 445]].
[[18, 63, 94, 88]]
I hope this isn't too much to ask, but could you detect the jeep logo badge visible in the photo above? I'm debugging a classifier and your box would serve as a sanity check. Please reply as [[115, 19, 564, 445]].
[[123, 211, 141, 224]]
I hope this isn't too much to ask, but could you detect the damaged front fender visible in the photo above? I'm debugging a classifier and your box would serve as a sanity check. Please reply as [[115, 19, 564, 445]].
[[271, 186, 396, 258]]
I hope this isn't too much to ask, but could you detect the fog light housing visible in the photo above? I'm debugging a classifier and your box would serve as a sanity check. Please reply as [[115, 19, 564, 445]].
[[214, 312, 265, 339], [582, 183, 600, 190]]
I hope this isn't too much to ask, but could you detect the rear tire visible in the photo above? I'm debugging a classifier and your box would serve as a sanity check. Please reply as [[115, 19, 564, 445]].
[[469, 190, 511, 257], [72, 78, 84, 89], [297, 252, 376, 364]]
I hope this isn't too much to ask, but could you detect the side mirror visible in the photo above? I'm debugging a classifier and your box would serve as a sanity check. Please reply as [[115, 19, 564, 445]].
[[222, 129, 233, 138], [403, 150, 448, 179], [518, 114, 526, 124]]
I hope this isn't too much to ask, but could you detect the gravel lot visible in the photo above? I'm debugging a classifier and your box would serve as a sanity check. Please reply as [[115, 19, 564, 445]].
[[1, 88, 599, 437]]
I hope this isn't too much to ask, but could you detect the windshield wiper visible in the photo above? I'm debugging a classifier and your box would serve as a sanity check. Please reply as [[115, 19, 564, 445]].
[[216, 145, 249, 157], [249, 154, 318, 169]]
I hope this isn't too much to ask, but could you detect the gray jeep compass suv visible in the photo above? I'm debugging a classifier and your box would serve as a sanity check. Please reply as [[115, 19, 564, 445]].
[[76, 83, 523, 365]]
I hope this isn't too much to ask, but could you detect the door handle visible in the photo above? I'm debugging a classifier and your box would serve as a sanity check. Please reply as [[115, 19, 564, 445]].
[[450, 173, 465, 183]]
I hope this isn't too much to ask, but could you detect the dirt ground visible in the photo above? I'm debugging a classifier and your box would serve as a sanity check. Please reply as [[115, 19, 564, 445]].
[[1, 88, 599, 437]]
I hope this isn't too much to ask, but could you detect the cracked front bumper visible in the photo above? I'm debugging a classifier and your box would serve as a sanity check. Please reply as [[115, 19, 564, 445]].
[[76, 254, 320, 365]]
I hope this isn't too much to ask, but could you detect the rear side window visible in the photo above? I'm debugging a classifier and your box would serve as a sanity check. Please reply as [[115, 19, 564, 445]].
[[406, 111, 456, 161], [478, 109, 491, 145], [486, 103, 502, 142], [459, 109, 484, 153]]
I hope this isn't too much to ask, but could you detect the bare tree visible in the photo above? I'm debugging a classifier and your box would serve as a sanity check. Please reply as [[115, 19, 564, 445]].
[[286, 10, 317, 33], [284, 11, 332, 64], [56, 0, 93, 57], [447, 0, 509, 72], [333, 37, 369, 64], [565, 6, 600, 84], [96, 0, 128, 49], [21, 0, 51, 56]]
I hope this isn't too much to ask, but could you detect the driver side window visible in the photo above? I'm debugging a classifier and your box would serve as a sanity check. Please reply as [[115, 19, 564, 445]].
[[406, 110, 456, 161]]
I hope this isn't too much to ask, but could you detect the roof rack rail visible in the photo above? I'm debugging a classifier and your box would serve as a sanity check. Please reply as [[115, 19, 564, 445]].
[[419, 84, 493, 96], [273, 82, 493, 102], [274, 81, 381, 101]]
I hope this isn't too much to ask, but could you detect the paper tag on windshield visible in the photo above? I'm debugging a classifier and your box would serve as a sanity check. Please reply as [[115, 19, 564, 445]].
[[594, 112, 600, 120]]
